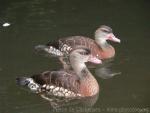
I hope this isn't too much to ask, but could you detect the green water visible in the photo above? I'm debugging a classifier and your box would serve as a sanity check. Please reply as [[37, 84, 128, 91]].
[[0, 0, 150, 113]]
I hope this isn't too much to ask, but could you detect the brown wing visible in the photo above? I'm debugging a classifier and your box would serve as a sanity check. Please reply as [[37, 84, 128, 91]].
[[59, 36, 92, 48], [45, 36, 102, 59], [31, 70, 80, 94], [59, 36, 102, 59]]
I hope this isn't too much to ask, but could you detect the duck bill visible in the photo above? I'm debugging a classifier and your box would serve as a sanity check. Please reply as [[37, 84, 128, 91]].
[[88, 56, 102, 64], [107, 33, 121, 43]]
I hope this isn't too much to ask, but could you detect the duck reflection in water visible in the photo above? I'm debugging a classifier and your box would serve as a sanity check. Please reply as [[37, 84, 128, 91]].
[[93, 58, 121, 79]]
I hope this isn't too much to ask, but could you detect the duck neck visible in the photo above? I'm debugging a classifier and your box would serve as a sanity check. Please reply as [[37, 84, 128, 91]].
[[70, 60, 92, 79], [71, 60, 99, 96], [95, 37, 110, 50], [71, 61, 91, 79]]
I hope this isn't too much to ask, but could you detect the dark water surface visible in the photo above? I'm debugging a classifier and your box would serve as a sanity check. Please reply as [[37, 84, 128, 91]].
[[0, 0, 150, 113]]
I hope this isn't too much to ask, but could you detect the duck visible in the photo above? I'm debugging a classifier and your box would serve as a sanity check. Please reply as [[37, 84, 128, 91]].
[[16, 48, 101, 103], [35, 25, 120, 69]]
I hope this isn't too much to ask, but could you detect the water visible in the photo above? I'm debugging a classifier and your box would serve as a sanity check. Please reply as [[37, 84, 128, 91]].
[[0, 0, 150, 113]]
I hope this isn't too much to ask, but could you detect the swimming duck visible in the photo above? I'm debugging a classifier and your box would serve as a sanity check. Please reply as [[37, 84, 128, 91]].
[[35, 25, 120, 69], [16, 48, 101, 104]]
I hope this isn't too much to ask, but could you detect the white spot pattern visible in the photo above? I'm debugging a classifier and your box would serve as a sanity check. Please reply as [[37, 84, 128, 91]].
[[40, 84, 81, 98], [44, 46, 63, 56], [60, 44, 72, 54]]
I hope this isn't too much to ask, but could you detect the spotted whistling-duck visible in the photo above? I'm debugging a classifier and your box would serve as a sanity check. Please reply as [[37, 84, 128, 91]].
[[16, 48, 101, 104], [35, 25, 120, 69]]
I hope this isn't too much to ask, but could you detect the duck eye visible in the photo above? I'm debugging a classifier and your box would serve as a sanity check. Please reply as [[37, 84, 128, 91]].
[[102, 29, 110, 33], [79, 51, 89, 55], [84, 51, 89, 55]]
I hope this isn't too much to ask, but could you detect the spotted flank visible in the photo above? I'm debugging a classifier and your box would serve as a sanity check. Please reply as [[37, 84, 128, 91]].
[[35, 45, 63, 57], [16, 76, 82, 99], [59, 43, 73, 54], [36, 36, 102, 60], [42, 43, 72, 56], [40, 84, 81, 98], [45, 46, 63, 56]]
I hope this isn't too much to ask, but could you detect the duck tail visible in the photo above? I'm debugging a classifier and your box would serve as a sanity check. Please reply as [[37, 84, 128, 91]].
[[35, 44, 63, 57], [16, 77, 30, 86]]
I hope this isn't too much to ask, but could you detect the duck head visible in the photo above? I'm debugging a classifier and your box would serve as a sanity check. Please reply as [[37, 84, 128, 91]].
[[95, 25, 121, 44], [70, 48, 102, 64]]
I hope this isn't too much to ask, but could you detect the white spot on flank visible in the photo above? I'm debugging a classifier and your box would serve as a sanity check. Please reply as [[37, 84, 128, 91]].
[[46, 85, 50, 90], [77, 94, 82, 96], [50, 85, 54, 89], [61, 44, 71, 52], [60, 87, 64, 91], [55, 87, 59, 91], [64, 89, 68, 93], [68, 91, 71, 94], [42, 84, 46, 88], [65, 93, 69, 97], [63, 47, 66, 51]]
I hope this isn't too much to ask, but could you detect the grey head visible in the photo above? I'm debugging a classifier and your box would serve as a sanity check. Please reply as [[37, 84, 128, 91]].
[[69, 48, 102, 64], [95, 25, 120, 43]]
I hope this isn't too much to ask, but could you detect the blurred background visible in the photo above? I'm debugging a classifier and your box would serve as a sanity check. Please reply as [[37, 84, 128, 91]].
[[0, 0, 149, 113]]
